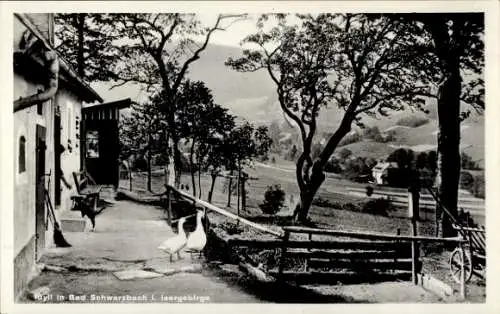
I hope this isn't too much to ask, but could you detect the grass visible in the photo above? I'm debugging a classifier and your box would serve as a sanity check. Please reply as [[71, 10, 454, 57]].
[[121, 163, 485, 302]]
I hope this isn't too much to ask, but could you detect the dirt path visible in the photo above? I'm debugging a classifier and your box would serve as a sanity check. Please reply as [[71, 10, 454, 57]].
[[21, 200, 263, 303], [20, 198, 456, 303]]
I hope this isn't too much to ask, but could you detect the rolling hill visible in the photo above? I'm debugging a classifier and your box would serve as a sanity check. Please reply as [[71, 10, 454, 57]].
[[91, 43, 485, 167]]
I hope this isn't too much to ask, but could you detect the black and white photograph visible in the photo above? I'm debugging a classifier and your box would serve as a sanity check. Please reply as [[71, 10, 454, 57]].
[[1, 0, 499, 311]]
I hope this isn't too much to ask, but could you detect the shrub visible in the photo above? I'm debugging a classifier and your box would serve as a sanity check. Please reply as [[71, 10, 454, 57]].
[[259, 185, 286, 215], [395, 116, 429, 128], [460, 171, 475, 191], [325, 157, 342, 173], [220, 221, 244, 235], [471, 175, 485, 199], [361, 198, 394, 216], [339, 132, 362, 146]]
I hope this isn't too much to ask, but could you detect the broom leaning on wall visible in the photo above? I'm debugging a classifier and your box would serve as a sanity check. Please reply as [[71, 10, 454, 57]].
[[44, 189, 71, 248]]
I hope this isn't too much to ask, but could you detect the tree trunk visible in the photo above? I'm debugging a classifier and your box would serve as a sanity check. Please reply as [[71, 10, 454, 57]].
[[171, 135, 182, 189], [429, 20, 462, 238], [293, 116, 353, 223], [208, 173, 217, 203], [435, 68, 461, 238], [147, 150, 152, 192], [189, 140, 197, 197], [227, 170, 234, 208], [237, 160, 241, 217], [198, 168, 202, 199]]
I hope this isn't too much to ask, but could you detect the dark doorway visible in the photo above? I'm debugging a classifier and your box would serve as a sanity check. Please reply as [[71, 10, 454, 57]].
[[54, 111, 61, 206], [35, 125, 46, 260]]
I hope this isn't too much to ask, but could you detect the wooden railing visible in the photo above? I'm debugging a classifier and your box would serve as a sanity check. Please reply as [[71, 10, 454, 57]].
[[165, 184, 283, 238]]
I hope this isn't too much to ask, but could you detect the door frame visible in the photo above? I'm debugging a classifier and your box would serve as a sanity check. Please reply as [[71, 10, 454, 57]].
[[35, 124, 46, 260]]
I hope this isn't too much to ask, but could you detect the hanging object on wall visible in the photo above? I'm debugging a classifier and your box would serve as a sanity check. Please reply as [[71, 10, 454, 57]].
[[86, 130, 99, 158], [67, 139, 72, 153]]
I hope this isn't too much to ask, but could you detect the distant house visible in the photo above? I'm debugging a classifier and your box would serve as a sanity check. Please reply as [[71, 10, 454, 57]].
[[13, 13, 128, 298], [372, 161, 399, 185]]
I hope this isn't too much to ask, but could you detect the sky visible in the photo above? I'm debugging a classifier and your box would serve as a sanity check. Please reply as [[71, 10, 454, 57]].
[[195, 13, 258, 47], [91, 13, 267, 103]]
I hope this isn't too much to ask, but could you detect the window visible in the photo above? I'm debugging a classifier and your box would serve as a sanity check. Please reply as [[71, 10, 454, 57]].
[[18, 136, 26, 173], [86, 130, 99, 158]]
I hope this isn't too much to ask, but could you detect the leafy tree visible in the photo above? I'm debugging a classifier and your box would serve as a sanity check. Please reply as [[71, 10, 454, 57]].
[[461, 152, 480, 170], [55, 13, 246, 188], [119, 102, 168, 191], [224, 122, 272, 213], [387, 148, 415, 169], [55, 14, 117, 79], [406, 13, 484, 237], [228, 14, 435, 222]]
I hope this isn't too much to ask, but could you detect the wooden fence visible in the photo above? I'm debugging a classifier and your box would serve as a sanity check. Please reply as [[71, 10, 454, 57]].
[[165, 183, 469, 299]]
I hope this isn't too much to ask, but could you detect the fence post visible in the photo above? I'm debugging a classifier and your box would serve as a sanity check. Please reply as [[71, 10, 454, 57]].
[[409, 181, 420, 285], [166, 186, 172, 226], [129, 170, 133, 191], [278, 230, 290, 282]]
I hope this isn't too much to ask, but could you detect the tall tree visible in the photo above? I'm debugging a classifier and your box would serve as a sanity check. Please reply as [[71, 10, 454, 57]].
[[55, 14, 117, 80], [227, 14, 434, 222], [55, 13, 246, 188], [425, 14, 484, 237], [119, 102, 167, 192], [398, 13, 484, 237], [224, 122, 272, 212]]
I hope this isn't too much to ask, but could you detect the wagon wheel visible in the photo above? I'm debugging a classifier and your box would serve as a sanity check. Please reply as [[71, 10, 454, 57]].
[[449, 247, 473, 284]]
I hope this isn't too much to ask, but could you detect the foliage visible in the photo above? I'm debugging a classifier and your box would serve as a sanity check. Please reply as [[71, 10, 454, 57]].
[[459, 171, 475, 191], [324, 157, 342, 173], [395, 116, 430, 128], [472, 175, 485, 199], [259, 185, 286, 215], [461, 152, 481, 170], [362, 198, 394, 216], [338, 132, 363, 146], [342, 156, 374, 181], [54, 14, 117, 80], [338, 148, 353, 160], [387, 148, 415, 169], [225, 122, 272, 171], [227, 13, 435, 222], [363, 126, 395, 143], [56, 13, 246, 188]]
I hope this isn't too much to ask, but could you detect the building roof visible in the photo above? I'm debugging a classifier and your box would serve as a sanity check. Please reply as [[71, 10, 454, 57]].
[[83, 98, 132, 111], [14, 13, 103, 103]]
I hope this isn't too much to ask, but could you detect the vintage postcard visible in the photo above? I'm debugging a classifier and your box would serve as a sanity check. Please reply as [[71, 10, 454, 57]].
[[1, 1, 499, 313]]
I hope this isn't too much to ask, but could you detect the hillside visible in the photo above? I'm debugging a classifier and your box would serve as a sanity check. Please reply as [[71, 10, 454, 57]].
[[91, 43, 484, 167]]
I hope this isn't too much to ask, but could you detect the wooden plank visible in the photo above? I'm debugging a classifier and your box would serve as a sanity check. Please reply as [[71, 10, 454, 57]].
[[283, 226, 465, 244], [168, 185, 283, 237], [267, 270, 412, 284], [287, 249, 412, 259], [227, 238, 411, 251], [307, 258, 414, 271]]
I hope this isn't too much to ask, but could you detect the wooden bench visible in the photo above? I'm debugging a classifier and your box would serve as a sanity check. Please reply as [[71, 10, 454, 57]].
[[71, 170, 102, 213]]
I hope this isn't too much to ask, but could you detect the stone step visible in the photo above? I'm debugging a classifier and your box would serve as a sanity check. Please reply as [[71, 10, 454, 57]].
[[59, 210, 87, 232]]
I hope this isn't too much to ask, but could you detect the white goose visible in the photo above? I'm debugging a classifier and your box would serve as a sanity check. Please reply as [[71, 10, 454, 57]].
[[158, 216, 187, 262], [186, 210, 207, 259]]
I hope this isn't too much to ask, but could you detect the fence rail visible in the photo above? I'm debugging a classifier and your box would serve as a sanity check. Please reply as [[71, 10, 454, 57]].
[[166, 184, 284, 238]]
